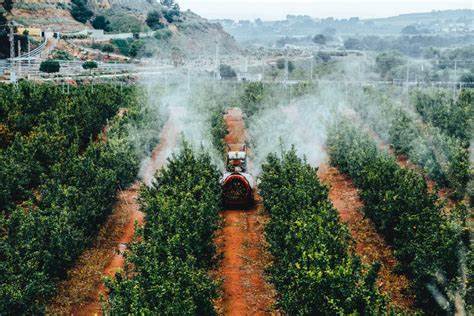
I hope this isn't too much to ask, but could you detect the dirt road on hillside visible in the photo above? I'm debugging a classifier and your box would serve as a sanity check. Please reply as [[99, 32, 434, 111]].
[[214, 108, 277, 315]]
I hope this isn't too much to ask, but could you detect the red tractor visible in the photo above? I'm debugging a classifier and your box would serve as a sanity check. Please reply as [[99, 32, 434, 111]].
[[221, 145, 255, 209]]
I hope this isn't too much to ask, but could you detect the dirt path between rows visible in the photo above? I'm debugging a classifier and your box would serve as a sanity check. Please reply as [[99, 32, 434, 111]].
[[214, 108, 277, 315], [47, 112, 181, 316], [318, 164, 415, 312]]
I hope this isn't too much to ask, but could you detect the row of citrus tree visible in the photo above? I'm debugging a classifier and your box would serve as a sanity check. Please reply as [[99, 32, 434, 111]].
[[0, 82, 142, 314], [259, 149, 390, 314], [327, 120, 470, 314], [105, 145, 222, 315], [412, 88, 472, 146], [351, 86, 470, 201]]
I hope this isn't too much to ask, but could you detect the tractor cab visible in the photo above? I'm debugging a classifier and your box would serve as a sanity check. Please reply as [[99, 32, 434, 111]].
[[226, 150, 247, 173]]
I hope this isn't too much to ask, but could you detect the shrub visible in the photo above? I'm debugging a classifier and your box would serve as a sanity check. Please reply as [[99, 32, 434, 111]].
[[276, 58, 295, 73], [105, 145, 221, 314], [327, 121, 470, 314], [70, 0, 93, 24], [219, 64, 237, 79], [0, 82, 141, 313], [260, 149, 388, 314], [82, 60, 98, 70], [154, 29, 173, 41], [51, 50, 73, 61], [146, 10, 164, 30], [92, 15, 111, 32], [39, 60, 60, 73]]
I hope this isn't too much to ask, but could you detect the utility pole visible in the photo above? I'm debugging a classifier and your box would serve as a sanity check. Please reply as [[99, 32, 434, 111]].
[[310, 56, 313, 81], [187, 66, 191, 94], [215, 38, 220, 80], [9, 23, 15, 60], [17, 40, 21, 78], [454, 60, 458, 80]]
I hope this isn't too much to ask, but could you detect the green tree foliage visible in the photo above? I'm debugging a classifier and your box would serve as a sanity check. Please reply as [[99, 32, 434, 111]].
[[209, 109, 228, 155], [327, 121, 470, 314], [375, 52, 406, 79], [162, 5, 181, 23], [2, 0, 13, 12], [105, 145, 221, 314], [82, 60, 98, 70], [146, 10, 165, 30], [412, 88, 473, 144], [352, 87, 470, 200], [240, 82, 265, 117], [39, 60, 60, 73], [92, 15, 111, 32], [0, 82, 141, 314], [51, 50, 74, 60], [276, 58, 295, 73], [460, 72, 474, 85], [219, 64, 237, 79], [312, 34, 327, 45], [70, 0, 93, 24], [259, 149, 388, 314], [154, 28, 173, 41]]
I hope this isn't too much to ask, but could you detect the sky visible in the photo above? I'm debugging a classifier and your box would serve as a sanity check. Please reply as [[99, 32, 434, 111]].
[[178, 0, 474, 21]]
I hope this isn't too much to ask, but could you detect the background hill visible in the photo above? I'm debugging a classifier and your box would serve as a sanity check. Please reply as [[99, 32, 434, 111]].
[[1, 0, 239, 57]]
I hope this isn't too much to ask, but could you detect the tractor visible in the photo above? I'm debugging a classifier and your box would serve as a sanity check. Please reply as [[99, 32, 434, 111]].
[[221, 145, 255, 209]]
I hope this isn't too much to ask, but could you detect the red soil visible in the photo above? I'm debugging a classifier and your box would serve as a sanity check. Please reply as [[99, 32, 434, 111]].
[[71, 114, 181, 316], [76, 185, 143, 316], [318, 164, 415, 311], [214, 108, 277, 315]]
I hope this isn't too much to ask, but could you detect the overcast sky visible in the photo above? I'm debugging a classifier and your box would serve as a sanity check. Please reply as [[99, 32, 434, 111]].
[[178, 0, 473, 21]]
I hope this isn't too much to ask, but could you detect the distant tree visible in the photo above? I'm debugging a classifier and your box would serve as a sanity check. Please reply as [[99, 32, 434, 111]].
[[312, 34, 327, 45], [276, 58, 295, 73], [129, 41, 144, 58], [163, 5, 181, 23], [315, 52, 331, 63], [375, 52, 406, 79], [146, 10, 164, 30], [160, 0, 176, 7], [460, 73, 474, 85], [402, 25, 419, 35], [92, 16, 111, 32], [101, 43, 115, 53], [82, 60, 98, 70], [3, 0, 13, 12], [219, 64, 237, 79], [171, 46, 185, 67], [154, 29, 173, 41], [70, 0, 93, 23], [39, 60, 60, 73], [344, 38, 363, 50]]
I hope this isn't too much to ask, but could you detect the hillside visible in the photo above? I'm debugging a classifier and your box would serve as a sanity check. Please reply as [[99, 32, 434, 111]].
[[9, 0, 84, 31], [5, 0, 239, 56], [216, 9, 474, 44]]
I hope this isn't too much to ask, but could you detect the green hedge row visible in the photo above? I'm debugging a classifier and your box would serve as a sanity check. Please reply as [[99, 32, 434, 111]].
[[0, 82, 140, 314], [327, 121, 470, 314], [105, 145, 222, 315], [412, 88, 473, 145], [352, 87, 470, 200], [259, 149, 389, 315]]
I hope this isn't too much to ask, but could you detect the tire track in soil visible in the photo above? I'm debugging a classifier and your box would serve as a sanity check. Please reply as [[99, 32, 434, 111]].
[[49, 112, 182, 316], [214, 108, 277, 316], [318, 164, 416, 312]]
